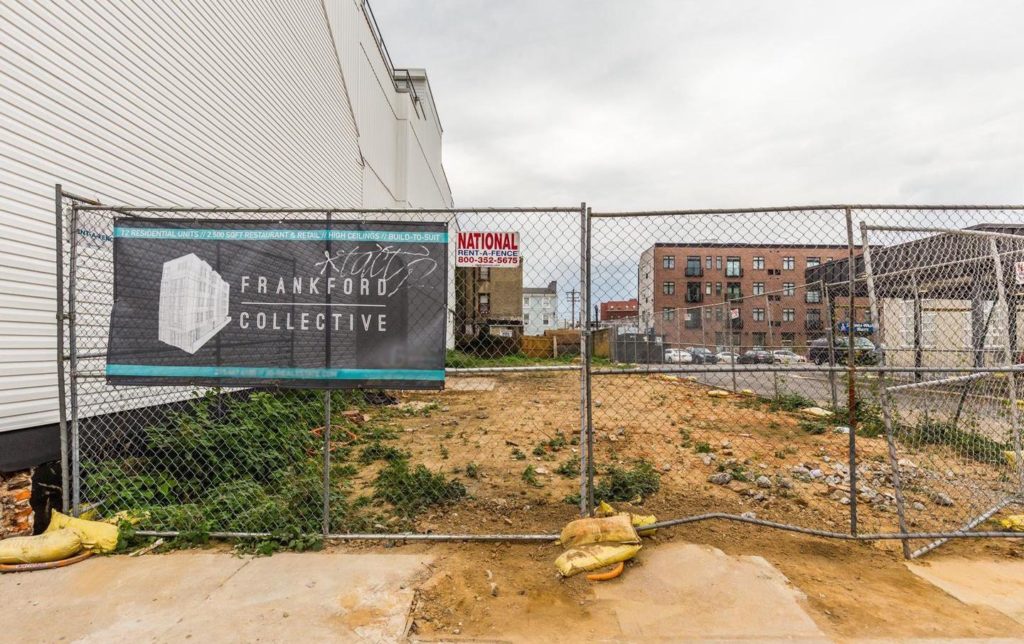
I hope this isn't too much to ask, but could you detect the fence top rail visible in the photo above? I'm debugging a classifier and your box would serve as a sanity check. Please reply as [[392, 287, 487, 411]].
[[863, 224, 1024, 240], [590, 204, 1024, 218], [70, 205, 583, 214]]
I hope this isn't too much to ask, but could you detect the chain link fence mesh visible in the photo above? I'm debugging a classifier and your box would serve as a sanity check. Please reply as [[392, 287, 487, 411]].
[[57, 193, 1024, 555]]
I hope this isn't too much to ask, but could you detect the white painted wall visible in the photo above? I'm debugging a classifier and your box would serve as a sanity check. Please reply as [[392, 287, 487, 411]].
[[0, 0, 451, 434], [523, 290, 558, 336]]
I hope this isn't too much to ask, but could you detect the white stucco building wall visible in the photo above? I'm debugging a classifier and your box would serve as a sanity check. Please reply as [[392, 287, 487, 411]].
[[523, 281, 558, 336]]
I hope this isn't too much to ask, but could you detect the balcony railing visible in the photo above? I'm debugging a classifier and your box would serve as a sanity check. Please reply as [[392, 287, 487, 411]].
[[685, 292, 703, 303], [805, 320, 824, 331], [684, 267, 703, 277], [730, 317, 744, 329], [725, 268, 743, 278]]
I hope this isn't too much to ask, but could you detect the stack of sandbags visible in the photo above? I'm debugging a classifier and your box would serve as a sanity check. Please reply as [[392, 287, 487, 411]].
[[555, 513, 642, 578], [0, 510, 120, 569]]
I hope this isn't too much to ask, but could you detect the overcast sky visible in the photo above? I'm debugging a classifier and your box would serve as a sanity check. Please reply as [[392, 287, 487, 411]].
[[375, 1, 1023, 211]]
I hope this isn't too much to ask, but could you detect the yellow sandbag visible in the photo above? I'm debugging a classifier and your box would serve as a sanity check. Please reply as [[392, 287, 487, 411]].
[[999, 515, 1024, 532], [102, 509, 150, 526], [595, 500, 617, 517], [559, 514, 639, 548], [0, 528, 82, 564], [626, 512, 658, 536], [47, 510, 119, 553], [555, 543, 641, 577]]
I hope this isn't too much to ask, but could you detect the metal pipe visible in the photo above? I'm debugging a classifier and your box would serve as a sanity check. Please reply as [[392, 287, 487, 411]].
[[845, 208, 859, 536], [68, 203, 81, 517], [76, 205, 580, 214], [908, 496, 1015, 559], [989, 236, 1024, 491], [578, 202, 589, 517], [590, 204, 1024, 219], [860, 221, 911, 557], [54, 185, 69, 512]]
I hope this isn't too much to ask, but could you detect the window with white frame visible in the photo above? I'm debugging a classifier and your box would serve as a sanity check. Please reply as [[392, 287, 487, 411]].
[[753, 307, 765, 321], [782, 308, 795, 322], [752, 282, 765, 296], [783, 282, 796, 296], [753, 256, 765, 270], [782, 257, 795, 270]]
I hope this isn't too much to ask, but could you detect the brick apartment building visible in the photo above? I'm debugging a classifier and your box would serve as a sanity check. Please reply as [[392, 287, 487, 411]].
[[638, 244, 869, 351], [456, 265, 524, 343], [599, 298, 639, 322]]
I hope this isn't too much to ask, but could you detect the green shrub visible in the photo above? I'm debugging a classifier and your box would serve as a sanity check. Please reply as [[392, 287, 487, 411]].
[[359, 442, 407, 464], [593, 460, 660, 502], [374, 460, 466, 515]]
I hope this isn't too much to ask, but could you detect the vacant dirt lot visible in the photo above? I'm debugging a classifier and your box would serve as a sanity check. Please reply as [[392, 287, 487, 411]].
[[375, 369, 1018, 545]]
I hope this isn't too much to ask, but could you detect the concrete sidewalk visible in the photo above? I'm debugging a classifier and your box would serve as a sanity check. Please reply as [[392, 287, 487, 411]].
[[0, 551, 431, 643]]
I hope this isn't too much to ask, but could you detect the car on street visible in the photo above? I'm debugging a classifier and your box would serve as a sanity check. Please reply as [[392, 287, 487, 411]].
[[807, 336, 882, 365], [686, 347, 719, 364], [772, 349, 807, 364], [664, 348, 693, 364], [716, 351, 739, 363], [737, 349, 774, 364]]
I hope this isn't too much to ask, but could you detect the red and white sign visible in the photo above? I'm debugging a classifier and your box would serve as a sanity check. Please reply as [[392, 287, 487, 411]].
[[729, 308, 740, 320], [456, 231, 520, 267]]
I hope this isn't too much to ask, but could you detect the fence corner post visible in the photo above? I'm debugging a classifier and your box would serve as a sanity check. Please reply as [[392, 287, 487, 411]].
[[845, 208, 859, 537]]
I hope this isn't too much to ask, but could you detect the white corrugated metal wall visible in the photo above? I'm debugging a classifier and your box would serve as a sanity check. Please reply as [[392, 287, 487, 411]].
[[0, 0, 452, 434]]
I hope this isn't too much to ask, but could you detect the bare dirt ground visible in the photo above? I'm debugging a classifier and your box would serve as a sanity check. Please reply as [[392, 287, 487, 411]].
[[327, 370, 1024, 641], [327, 531, 1024, 642]]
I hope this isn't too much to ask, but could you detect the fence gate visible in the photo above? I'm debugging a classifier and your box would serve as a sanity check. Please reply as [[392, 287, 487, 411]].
[[57, 187, 1024, 555]]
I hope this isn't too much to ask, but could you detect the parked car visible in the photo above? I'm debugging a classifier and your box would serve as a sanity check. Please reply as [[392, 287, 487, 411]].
[[716, 351, 739, 364], [772, 349, 807, 364], [686, 347, 719, 364], [664, 348, 693, 364], [737, 349, 773, 364], [807, 336, 882, 365]]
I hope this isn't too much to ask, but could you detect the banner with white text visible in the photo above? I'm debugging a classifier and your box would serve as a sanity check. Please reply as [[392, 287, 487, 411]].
[[106, 219, 448, 389]]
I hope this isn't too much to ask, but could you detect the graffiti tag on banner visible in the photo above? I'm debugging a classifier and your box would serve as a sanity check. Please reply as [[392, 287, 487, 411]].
[[456, 231, 520, 267], [106, 219, 448, 389]]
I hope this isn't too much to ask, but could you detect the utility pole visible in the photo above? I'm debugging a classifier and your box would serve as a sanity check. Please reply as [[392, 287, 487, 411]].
[[566, 289, 580, 327]]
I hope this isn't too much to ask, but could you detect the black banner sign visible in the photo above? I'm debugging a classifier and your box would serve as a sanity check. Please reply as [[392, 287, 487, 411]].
[[106, 219, 448, 389]]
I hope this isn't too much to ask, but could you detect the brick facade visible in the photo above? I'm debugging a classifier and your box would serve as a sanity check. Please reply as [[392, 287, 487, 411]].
[[639, 244, 869, 352], [1, 468, 34, 537]]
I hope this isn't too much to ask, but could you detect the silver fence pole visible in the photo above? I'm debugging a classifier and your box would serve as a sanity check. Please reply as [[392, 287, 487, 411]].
[[988, 237, 1023, 490], [54, 185, 70, 513], [322, 390, 331, 537], [585, 207, 595, 513], [844, 210, 859, 535], [729, 303, 738, 392], [578, 202, 590, 517], [860, 220, 911, 556], [68, 203, 81, 517]]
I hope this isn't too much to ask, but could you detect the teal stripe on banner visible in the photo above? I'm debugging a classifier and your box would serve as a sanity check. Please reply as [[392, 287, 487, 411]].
[[112, 228, 448, 244], [106, 364, 445, 381]]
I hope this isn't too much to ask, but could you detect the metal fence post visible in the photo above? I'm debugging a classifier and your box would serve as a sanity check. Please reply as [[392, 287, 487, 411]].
[[585, 207, 595, 514], [988, 237, 1023, 490], [860, 220, 911, 556], [54, 185, 70, 513], [845, 209, 859, 536], [68, 203, 81, 517], [578, 202, 591, 517], [322, 390, 331, 537]]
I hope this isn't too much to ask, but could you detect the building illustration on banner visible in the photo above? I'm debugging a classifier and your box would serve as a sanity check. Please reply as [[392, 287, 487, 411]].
[[158, 254, 231, 354]]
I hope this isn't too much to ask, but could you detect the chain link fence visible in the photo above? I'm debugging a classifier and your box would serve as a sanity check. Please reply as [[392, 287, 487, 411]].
[[56, 190, 1024, 555]]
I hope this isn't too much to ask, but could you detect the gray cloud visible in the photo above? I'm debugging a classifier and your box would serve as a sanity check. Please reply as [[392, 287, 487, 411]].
[[375, 1, 1024, 210]]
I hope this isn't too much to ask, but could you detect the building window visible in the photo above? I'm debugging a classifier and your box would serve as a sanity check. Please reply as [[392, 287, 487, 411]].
[[726, 282, 742, 300], [479, 267, 490, 281], [782, 257, 795, 270], [863, 309, 873, 323], [752, 256, 765, 270], [783, 282, 796, 296], [705, 281, 712, 295], [715, 308, 723, 321], [685, 256, 702, 276], [705, 308, 712, 320], [705, 256, 712, 269], [752, 332, 767, 347], [543, 315, 550, 325], [782, 308, 795, 322], [752, 307, 765, 321], [662, 255, 675, 270], [524, 312, 531, 324], [478, 293, 490, 316], [662, 308, 675, 321], [768, 268, 781, 276], [752, 282, 765, 296], [806, 309, 822, 328], [662, 281, 675, 295], [686, 282, 702, 303], [715, 256, 723, 270], [806, 257, 820, 268], [725, 256, 742, 278], [806, 289, 821, 303], [715, 282, 722, 296], [781, 332, 796, 347]]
